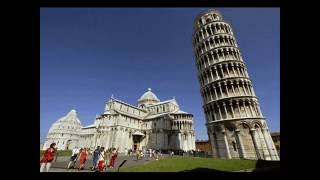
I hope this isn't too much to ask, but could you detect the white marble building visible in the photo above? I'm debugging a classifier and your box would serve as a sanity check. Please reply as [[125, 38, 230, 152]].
[[192, 9, 279, 160], [43, 88, 196, 152]]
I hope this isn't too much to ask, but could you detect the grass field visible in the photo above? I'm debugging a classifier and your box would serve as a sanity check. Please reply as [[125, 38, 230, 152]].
[[118, 157, 259, 172]]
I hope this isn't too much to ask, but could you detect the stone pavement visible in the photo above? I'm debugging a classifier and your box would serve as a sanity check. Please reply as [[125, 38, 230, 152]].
[[45, 154, 168, 172]]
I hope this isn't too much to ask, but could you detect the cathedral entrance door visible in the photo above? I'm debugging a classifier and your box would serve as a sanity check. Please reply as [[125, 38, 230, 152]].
[[132, 131, 144, 151]]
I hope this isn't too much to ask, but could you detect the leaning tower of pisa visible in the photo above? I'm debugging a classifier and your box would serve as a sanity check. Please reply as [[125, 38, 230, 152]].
[[192, 9, 279, 160]]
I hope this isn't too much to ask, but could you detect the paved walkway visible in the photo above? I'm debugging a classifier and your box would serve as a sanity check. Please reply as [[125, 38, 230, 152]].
[[45, 154, 168, 172]]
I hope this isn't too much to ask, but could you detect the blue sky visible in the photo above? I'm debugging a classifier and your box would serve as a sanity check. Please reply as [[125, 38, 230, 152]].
[[40, 8, 280, 141]]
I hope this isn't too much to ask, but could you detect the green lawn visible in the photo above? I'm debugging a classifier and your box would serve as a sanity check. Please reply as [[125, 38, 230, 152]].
[[119, 157, 258, 172]]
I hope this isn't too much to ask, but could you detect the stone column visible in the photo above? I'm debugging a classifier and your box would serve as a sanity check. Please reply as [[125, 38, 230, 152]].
[[208, 132, 217, 157], [243, 101, 249, 117], [256, 102, 263, 117], [211, 104, 217, 121], [218, 82, 224, 98], [250, 84, 256, 96], [226, 64, 230, 77], [217, 104, 222, 120], [222, 102, 228, 119], [263, 128, 279, 160], [209, 26, 214, 35], [231, 64, 235, 76], [204, 41, 207, 52], [213, 86, 218, 100], [214, 67, 219, 80], [201, 30, 204, 39], [236, 81, 241, 95], [210, 69, 214, 82], [236, 65, 241, 76], [224, 81, 230, 97], [261, 128, 274, 160], [209, 88, 213, 101], [248, 101, 255, 117], [178, 133, 182, 150], [229, 102, 235, 118], [236, 101, 242, 118], [231, 82, 235, 96], [243, 82, 248, 95], [222, 129, 232, 159], [206, 55, 211, 66], [250, 129, 261, 159], [235, 129, 246, 159], [253, 102, 260, 117]]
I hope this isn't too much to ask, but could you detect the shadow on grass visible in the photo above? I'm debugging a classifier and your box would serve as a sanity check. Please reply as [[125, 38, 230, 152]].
[[252, 159, 280, 173]]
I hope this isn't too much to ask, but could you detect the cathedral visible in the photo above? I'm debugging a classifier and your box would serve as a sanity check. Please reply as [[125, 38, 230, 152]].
[[43, 88, 196, 153]]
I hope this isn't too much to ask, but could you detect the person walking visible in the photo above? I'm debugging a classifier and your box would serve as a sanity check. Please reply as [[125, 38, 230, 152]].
[[78, 148, 88, 170], [40, 143, 57, 172], [109, 148, 118, 168], [97, 147, 105, 172], [91, 146, 100, 171], [67, 146, 79, 169], [104, 148, 110, 171]]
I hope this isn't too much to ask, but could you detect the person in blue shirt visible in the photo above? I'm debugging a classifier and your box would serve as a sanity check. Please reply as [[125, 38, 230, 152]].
[[91, 146, 100, 171]]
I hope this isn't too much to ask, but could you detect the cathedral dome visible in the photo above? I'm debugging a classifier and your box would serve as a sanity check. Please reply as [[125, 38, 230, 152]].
[[137, 88, 160, 108], [138, 88, 160, 102]]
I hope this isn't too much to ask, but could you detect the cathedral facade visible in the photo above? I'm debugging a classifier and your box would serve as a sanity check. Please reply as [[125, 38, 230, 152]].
[[192, 9, 279, 160], [43, 88, 196, 153]]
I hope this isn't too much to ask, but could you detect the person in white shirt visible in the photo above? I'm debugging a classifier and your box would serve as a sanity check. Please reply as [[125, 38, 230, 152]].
[[67, 147, 79, 169], [97, 147, 105, 172]]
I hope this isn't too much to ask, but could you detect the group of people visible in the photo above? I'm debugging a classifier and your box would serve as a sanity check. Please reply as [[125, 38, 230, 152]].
[[40, 142, 119, 172], [126, 148, 162, 161], [67, 146, 119, 172]]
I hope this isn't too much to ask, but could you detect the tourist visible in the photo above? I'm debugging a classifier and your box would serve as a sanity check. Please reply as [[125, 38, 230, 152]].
[[67, 146, 79, 169], [136, 150, 140, 160], [155, 150, 159, 160], [109, 148, 118, 168], [104, 148, 110, 171], [128, 148, 131, 157], [149, 149, 152, 159], [106, 148, 112, 167], [91, 146, 100, 171], [141, 150, 144, 159], [97, 147, 105, 172], [79, 148, 88, 170], [40, 143, 57, 172]]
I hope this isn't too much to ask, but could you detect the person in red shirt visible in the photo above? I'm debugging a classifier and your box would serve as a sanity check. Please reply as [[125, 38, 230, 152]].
[[78, 148, 88, 170], [40, 143, 57, 172], [109, 148, 118, 168]]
